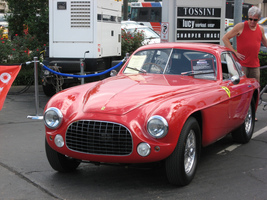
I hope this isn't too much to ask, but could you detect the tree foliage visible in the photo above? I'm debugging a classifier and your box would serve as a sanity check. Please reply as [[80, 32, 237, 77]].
[[6, 0, 49, 47]]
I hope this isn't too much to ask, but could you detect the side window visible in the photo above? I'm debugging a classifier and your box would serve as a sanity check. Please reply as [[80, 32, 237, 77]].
[[230, 52, 245, 76], [221, 53, 239, 80], [165, 49, 217, 80]]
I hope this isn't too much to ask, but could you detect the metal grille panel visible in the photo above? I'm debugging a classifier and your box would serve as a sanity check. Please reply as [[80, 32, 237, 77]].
[[66, 120, 133, 155], [70, 1, 91, 28]]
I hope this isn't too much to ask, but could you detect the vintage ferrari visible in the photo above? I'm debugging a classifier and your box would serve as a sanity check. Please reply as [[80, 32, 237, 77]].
[[44, 43, 260, 186]]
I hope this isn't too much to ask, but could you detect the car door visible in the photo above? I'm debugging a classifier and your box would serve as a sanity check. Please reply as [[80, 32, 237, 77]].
[[220, 52, 251, 130]]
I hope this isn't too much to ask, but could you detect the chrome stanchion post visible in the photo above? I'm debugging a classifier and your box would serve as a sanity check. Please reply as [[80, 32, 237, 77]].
[[27, 57, 43, 120], [80, 51, 89, 85], [80, 58, 84, 85], [126, 53, 130, 60], [34, 57, 40, 115]]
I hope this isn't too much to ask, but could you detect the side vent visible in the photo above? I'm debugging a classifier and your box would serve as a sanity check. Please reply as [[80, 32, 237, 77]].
[[70, 1, 91, 28]]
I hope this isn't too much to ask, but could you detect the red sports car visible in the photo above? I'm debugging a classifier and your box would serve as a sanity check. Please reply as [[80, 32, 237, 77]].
[[44, 43, 260, 186]]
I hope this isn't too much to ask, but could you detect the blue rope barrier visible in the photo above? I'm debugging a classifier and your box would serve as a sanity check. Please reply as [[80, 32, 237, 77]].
[[40, 60, 124, 78]]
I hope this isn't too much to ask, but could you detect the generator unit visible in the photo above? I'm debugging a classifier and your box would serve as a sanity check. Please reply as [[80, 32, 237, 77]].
[[43, 0, 122, 96]]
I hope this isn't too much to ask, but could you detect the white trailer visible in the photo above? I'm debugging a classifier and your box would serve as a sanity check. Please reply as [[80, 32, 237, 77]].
[[43, 0, 122, 96]]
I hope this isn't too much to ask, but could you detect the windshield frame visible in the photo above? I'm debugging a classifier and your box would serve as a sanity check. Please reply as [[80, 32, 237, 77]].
[[123, 48, 218, 80]]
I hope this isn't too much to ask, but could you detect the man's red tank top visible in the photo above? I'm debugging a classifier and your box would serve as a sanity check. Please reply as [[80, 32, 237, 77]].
[[236, 21, 262, 68]]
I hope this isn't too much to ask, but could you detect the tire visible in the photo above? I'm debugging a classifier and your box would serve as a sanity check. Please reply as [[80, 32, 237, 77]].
[[45, 139, 81, 172], [232, 98, 255, 144], [165, 117, 201, 186], [42, 83, 56, 97]]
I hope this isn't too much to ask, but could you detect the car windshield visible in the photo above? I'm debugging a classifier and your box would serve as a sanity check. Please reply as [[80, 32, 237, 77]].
[[123, 48, 217, 80]]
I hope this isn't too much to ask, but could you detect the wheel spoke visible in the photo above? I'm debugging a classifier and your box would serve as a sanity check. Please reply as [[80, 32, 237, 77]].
[[245, 105, 252, 135], [184, 130, 196, 174]]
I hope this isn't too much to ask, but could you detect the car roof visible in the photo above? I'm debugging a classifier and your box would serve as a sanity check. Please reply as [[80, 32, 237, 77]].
[[135, 42, 230, 55], [122, 24, 151, 29]]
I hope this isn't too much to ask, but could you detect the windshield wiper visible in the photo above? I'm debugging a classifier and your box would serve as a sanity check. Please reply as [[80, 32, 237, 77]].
[[181, 70, 214, 76], [126, 66, 147, 73]]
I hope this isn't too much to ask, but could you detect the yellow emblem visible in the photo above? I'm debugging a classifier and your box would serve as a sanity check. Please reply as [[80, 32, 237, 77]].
[[222, 86, 231, 98], [101, 106, 106, 110]]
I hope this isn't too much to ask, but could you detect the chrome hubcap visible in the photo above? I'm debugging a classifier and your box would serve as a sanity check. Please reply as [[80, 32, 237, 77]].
[[245, 105, 252, 135], [184, 130, 196, 174]]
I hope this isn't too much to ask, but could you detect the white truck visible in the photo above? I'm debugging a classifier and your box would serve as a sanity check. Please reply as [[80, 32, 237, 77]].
[[43, 0, 122, 96]]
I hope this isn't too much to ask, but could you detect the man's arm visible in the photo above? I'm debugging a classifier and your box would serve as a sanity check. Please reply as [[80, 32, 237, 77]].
[[222, 23, 245, 60]]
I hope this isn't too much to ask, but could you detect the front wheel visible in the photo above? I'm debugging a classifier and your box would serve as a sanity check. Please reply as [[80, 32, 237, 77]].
[[232, 98, 255, 144], [45, 139, 81, 172], [165, 117, 201, 186]]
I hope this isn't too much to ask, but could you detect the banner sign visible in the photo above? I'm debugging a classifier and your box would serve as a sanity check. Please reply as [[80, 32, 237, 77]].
[[177, 19, 221, 29], [177, 30, 220, 40], [177, 7, 221, 17], [176, 6, 221, 43], [0, 65, 21, 111]]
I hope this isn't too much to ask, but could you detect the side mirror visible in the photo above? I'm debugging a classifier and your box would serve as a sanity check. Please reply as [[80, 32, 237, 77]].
[[231, 75, 240, 85]]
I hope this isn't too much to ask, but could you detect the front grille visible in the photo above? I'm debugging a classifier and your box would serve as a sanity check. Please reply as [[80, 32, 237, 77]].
[[66, 120, 133, 155]]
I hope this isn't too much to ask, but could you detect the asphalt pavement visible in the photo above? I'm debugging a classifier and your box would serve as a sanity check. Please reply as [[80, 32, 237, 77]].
[[0, 85, 267, 200]]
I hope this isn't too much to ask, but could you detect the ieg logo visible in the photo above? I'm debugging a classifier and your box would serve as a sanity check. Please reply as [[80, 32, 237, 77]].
[[0, 72, 11, 84]]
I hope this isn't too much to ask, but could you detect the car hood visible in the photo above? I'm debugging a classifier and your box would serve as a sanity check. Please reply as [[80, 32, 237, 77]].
[[82, 74, 210, 115]]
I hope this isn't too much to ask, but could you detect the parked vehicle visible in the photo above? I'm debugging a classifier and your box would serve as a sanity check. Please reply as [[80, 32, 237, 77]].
[[42, 0, 122, 96], [130, 1, 162, 34], [0, 13, 8, 28], [0, 26, 8, 39], [122, 23, 160, 44], [121, 20, 139, 26], [44, 42, 260, 186], [260, 25, 267, 53], [0, 13, 9, 39], [258, 17, 267, 25]]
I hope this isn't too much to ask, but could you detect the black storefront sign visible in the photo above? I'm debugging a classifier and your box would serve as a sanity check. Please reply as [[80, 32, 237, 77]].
[[176, 6, 221, 42], [177, 30, 220, 40], [177, 19, 220, 29], [177, 7, 221, 17]]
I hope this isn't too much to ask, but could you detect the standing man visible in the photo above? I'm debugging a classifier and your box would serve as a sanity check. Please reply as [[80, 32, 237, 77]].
[[222, 6, 267, 83]]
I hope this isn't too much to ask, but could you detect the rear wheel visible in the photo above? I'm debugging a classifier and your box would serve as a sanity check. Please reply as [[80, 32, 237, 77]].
[[42, 83, 56, 97], [165, 117, 201, 186], [232, 98, 255, 144], [45, 139, 81, 172]]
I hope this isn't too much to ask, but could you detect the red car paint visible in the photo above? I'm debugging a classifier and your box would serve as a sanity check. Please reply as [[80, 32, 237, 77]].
[[45, 43, 260, 164]]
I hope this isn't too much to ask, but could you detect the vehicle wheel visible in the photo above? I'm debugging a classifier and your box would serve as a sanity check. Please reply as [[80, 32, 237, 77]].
[[232, 98, 255, 144], [42, 83, 56, 97], [165, 117, 201, 186], [45, 139, 81, 172]]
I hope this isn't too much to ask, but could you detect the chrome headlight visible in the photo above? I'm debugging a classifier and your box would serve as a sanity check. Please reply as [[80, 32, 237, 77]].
[[147, 115, 168, 138], [137, 143, 151, 157], [54, 134, 64, 147], [44, 107, 63, 129]]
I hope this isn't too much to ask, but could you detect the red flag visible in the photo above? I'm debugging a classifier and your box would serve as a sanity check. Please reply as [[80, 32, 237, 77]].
[[0, 65, 21, 111]]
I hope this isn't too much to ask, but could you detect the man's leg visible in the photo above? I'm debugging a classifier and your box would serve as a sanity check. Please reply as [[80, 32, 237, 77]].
[[242, 67, 260, 82]]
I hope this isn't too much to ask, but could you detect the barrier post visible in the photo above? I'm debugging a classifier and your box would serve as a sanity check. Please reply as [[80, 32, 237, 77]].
[[80, 58, 84, 85], [27, 57, 43, 120]]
